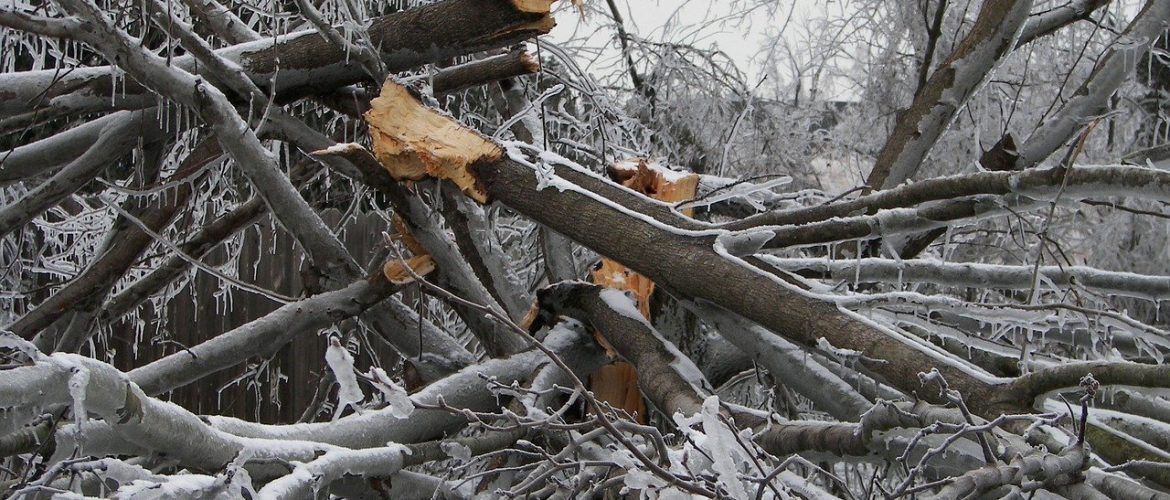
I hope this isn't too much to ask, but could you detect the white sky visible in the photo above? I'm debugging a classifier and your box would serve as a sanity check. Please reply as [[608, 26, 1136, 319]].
[[546, 1, 855, 100]]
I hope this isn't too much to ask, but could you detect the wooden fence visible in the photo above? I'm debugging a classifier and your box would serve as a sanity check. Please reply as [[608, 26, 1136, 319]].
[[108, 209, 408, 424]]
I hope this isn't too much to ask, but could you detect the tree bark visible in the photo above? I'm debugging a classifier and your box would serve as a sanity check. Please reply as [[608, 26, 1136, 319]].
[[0, 0, 556, 117], [359, 82, 1170, 483], [866, 0, 1033, 190]]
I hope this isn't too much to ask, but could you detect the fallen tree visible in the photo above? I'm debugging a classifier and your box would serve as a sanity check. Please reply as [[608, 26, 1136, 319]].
[[3, 0, 1170, 497]]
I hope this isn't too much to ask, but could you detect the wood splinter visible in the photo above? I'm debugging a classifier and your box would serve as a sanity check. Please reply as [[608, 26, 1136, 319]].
[[383, 255, 436, 284], [365, 83, 501, 203]]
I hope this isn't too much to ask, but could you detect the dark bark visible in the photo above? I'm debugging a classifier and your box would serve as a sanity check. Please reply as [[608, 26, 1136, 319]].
[[433, 50, 541, 95], [866, 0, 1033, 190], [533, 282, 709, 417], [0, 0, 555, 117]]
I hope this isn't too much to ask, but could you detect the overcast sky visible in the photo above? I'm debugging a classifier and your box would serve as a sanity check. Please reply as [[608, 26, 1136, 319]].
[[546, 1, 856, 100]]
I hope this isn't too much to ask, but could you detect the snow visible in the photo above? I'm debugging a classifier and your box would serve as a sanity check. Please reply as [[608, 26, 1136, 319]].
[[255, 445, 411, 499], [368, 367, 413, 419], [324, 336, 364, 419], [699, 396, 749, 499], [440, 440, 471, 461], [598, 288, 653, 327], [65, 359, 91, 430], [715, 229, 775, 257]]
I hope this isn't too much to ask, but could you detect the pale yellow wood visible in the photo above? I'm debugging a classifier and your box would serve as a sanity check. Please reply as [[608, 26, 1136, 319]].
[[510, 0, 556, 13], [589, 158, 699, 424], [383, 255, 436, 284], [365, 83, 502, 203]]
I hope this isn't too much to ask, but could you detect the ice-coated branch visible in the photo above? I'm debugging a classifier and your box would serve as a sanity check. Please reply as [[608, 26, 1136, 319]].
[[1085, 467, 1170, 500], [33, 185, 197, 352], [532, 282, 712, 417], [255, 446, 409, 500], [0, 8, 82, 39], [0, 111, 153, 240], [203, 324, 605, 448], [56, 0, 363, 282], [751, 399, 1004, 465], [1016, 0, 1111, 47], [925, 445, 1087, 500], [0, 0, 556, 117], [1007, 361, 1170, 405], [1096, 387, 1170, 424], [10, 143, 216, 347], [764, 256, 1170, 300], [0, 112, 154, 185], [179, 0, 259, 44], [687, 301, 872, 420], [865, 0, 1034, 189], [1007, 0, 1170, 171], [1, 349, 334, 472], [725, 163, 1170, 232], [98, 196, 266, 322], [127, 273, 404, 395]]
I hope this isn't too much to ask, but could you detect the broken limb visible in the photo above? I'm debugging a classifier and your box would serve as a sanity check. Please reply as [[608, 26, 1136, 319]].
[[0, 0, 556, 118], [360, 81, 1170, 487]]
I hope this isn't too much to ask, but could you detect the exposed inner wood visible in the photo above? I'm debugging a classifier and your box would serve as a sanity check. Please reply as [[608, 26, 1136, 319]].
[[510, 0, 556, 14], [383, 255, 436, 284], [365, 83, 502, 203], [391, 214, 428, 257], [590, 158, 699, 423]]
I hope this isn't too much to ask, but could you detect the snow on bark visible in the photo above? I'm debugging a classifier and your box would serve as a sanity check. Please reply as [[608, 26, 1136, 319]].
[[765, 256, 1170, 300], [324, 336, 364, 418], [368, 367, 413, 419], [867, 0, 1034, 189], [1015, 0, 1170, 170]]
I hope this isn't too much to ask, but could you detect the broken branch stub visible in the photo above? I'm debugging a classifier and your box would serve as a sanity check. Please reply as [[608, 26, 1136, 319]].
[[383, 255, 436, 284], [365, 83, 501, 203], [511, 0, 557, 13]]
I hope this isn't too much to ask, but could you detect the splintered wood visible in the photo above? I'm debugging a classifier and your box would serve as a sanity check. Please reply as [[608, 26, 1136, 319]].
[[510, 0, 557, 13], [364, 83, 501, 203], [381, 214, 435, 285], [591, 159, 699, 423], [383, 255, 435, 284]]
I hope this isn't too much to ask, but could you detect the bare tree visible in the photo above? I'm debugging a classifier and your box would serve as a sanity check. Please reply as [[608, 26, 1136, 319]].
[[1, 0, 1169, 498]]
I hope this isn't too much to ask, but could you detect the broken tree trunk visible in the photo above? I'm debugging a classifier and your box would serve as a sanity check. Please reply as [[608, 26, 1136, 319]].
[[588, 159, 700, 423], [359, 81, 1170, 487], [361, 81, 1003, 411], [0, 0, 556, 117]]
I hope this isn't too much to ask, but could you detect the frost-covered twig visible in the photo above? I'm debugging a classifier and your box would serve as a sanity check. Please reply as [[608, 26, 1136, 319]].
[[724, 164, 1170, 232], [1011, 0, 1170, 170], [764, 256, 1170, 300], [127, 274, 400, 395], [924, 444, 1088, 500]]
